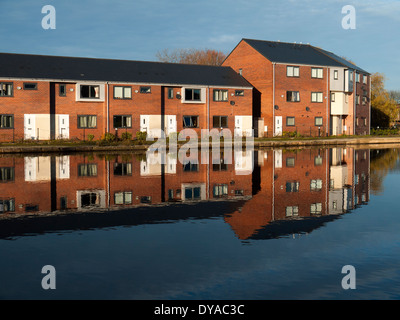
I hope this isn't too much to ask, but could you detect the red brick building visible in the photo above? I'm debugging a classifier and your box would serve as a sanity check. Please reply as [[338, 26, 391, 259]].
[[222, 39, 371, 137], [0, 53, 253, 142]]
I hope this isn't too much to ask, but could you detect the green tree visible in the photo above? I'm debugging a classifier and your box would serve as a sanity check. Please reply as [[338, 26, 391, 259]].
[[371, 72, 398, 127], [156, 48, 226, 66]]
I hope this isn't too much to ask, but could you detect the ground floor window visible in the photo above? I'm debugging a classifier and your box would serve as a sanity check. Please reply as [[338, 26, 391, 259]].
[[213, 116, 228, 128], [113, 115, 132, 128], [286, 116, 295, 126], [183, 115, 198, 128], [0, 115, 13, 129], [315, 117, 323, 126], [78, 115, 97, 128]]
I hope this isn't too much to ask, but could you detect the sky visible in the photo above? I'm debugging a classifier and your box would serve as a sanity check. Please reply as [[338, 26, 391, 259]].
[[0, 0, 400, 90]]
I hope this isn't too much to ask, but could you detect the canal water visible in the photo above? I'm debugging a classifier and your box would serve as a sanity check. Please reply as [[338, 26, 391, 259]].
[[0, 146, 399, 300]]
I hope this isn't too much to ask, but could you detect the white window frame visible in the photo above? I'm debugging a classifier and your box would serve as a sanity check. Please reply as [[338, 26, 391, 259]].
[[311, 68, 323, 79]]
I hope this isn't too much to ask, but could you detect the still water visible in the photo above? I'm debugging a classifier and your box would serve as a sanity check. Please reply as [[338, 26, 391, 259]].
[[0, 146, 399, 300]]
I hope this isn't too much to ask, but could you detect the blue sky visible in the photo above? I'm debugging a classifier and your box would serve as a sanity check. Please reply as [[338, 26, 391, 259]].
[[0, 0, 400, 90]]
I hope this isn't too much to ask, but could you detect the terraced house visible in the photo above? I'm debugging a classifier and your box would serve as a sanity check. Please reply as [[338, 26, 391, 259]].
[[0, 53, 253, 142], [222, 39, 371, 137]]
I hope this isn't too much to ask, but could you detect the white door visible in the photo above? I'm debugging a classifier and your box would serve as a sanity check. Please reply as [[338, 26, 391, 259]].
[[24, 114, 36, 139], [275, 116, 282, 136], [166, 115, 176, 136], [234, 116, 243, 137], [58, 115, 69, 139], [140, 115, 149, 133]]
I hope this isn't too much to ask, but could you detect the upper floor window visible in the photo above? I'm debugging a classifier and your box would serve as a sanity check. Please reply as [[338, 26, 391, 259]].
[[114, 86, 132, 99], [334, 70, 339, 80], [59, 84, 66, 96], [23, 83, 37, 90], [0, 83, 13, 97], [311, 92, 323, 103], [80, 85, 100, 99], [235, 90, 244, 96], [286, 91, 300, 102], [140, 86, 151, 94], [213, 89, 228, 102], [168, 88, 174, 99], [287, 66, 299, 77], [363, 75, 368, 84], [311, 68, 323, 79], [184, 88, 201, 102], [355, 73, 360, 82]]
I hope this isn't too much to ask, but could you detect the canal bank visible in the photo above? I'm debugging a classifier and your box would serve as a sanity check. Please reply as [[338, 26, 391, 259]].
[[0, 136, 400, 154]]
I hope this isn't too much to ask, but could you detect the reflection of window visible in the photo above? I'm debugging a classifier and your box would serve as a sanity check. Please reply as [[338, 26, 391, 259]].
[[0, 198, 15, 213], [235, 189, 244, 195], [113, 115, 132, 128], [184, 187, 201, 200], [183, 115, 198, 128], [114, 191, 132, 204], [286, 206, 299, 217], [0, 167, 14, 182], [310, 179, 323, 191], [314, 156, 323, 166], [286, 157, 295, 167], [78, 115, 97, 128], [213, 116, 228, 128], [78, 164, 97, 177], [286, 181, 299, 192], [311, 203, 322, 215], [140, 196, 151, 203], [212, 162, 227, 171], [213, 184, 228, 198], [114, 163, 132, 176], [81, 193, 100, 208], [80, 85, 99, 99]]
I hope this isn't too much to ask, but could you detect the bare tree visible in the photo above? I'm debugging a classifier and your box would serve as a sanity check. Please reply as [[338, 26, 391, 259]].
[[156, 48, 226, 66]]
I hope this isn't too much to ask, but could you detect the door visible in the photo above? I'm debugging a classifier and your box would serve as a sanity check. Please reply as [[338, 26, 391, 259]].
[[58, 115, 69, 139], [234, 116, 242, 137], [166, 115, 176, 136], [140, 115, 149, 133], [275, 116, 282, 136], [24, 114, 36, 139]]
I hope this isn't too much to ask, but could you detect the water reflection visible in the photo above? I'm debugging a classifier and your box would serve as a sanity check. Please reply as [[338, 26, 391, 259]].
[[0, 147, 374, 240]]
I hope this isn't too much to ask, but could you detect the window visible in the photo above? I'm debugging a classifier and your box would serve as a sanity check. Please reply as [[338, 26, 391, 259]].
[[286, 117, 295, 126], [184, 88, 201, 101], [363, 75, 368, 84], [0, 167, 14, 182], [235, 90, 244, 96], [287, 66, 299, 77], [23, 83, 37, 90], [213, 162, 228, 171], [78, 115, 97, 128], [114, 191, 132, 205], [315, 117, 323, 126], [314, 155, 323, 166], [113, 86, 132, 99], [183, 115, 198, 128], [356, 95, 360, 105], [113, 115, 132, 128], [213, 184, 228, 198], [80, 192, 100, 208], [355, 73, 360, 82], [310, 179, 323, 191], [59, 84, 66, 96], [286, 206, 299, 217], [0, 115, 13, 129], [362, 96, 368, 105], [140, 86, 151, 94], [286, 91, 300, 102], [311, 92, 323, 103], [114, 163, 132, 176], [183, 161, 198, 172], [140, 196, 152, 204], [311, 203, 322, 215], [334, 70, 339, 80], [331, 92, 335, 102], [0, 83, 13, 97], [185, 187, 201, 200], [0, 199, 15, 213], [364, 118, 367, 126], [168, 88, 174, 99], [213, 89, 228, 101], [286, 157, 295, 167], [80, 85, 100, 99], [239, 68, 243, 76], [286, 181, 299, 192], [213, 116, 228, 128], [78, 164, 97, 177], [311, 68, 323, 79]]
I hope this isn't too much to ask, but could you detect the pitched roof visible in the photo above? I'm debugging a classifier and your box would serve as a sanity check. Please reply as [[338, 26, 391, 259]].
[[238, 39, 369, 74], [0, 52, 253, 88]]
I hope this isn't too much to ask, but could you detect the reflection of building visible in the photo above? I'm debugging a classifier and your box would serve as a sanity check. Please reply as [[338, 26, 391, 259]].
[[225, 147, 370, 240]]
